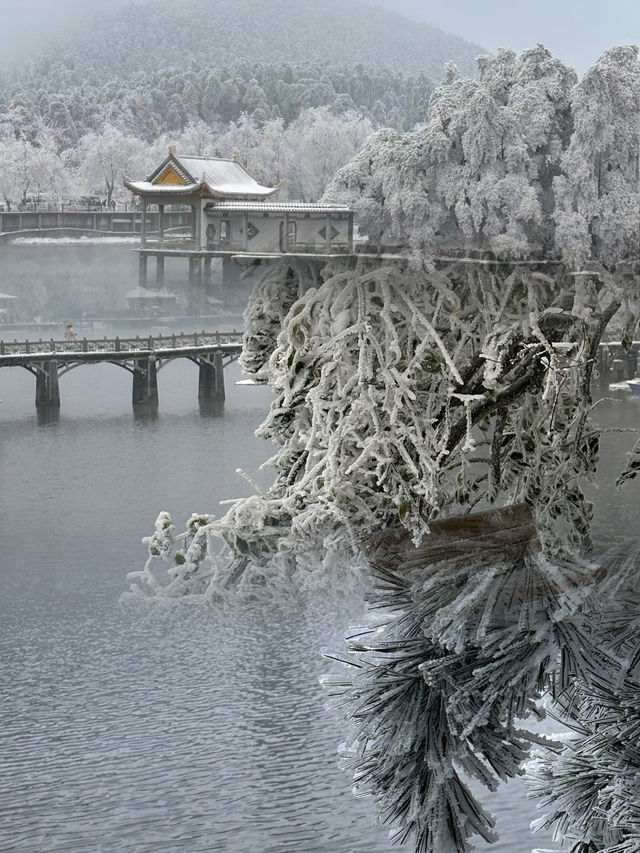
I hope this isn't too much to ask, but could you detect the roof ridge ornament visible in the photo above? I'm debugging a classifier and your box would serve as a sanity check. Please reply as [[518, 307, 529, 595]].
[[169, 144, 177, 156]]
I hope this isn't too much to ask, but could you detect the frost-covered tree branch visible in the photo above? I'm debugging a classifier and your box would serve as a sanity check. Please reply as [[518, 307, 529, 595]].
[[127, 42, 640, 853]]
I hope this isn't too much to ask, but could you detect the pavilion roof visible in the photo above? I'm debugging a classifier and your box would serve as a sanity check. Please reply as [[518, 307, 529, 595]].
[[125, 151, 279, 200], [123, 180, 205, 197]]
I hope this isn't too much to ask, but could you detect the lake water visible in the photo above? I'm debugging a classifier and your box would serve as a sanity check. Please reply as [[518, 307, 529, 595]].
[[2, 248, 640, 853]]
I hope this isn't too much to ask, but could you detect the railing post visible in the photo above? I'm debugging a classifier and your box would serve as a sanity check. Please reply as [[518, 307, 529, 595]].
[[83, 338, 88, 352], [194, 332, 199, 347], [25, 339, 30, 353], [115, 337, 120, 352]]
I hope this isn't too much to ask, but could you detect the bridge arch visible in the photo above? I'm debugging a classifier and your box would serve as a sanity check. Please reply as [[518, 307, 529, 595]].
[[0, 330, 242, 411]]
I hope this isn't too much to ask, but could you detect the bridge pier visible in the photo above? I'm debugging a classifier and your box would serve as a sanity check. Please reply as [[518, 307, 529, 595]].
[[156, 255, 165, 287], [198, 351, 225, 404], [132, 356, 158, 406], [35, 360, 60, 408]]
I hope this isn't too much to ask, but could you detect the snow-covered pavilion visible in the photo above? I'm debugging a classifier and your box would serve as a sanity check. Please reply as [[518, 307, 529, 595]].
[[124, 149, 354, 287]]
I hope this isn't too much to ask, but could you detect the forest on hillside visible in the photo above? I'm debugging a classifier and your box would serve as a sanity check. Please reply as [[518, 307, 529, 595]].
[[0, 0, 486, 206], [0, 0, 481, 145], [0, 62, 435, 145], [1, 0, 481, 92]]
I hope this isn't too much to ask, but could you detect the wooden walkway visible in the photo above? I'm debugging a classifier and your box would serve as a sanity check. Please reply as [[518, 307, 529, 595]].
[[0, 331, 244, 409]]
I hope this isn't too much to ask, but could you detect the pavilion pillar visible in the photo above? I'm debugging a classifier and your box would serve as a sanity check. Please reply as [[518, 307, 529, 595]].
[[189, 257, 202, 281], [284, 212, 290, 253], [138, 253, 148, 287], [203, 256, 212, 282], [194, 201, 202, 250], [158, 203, 165, 241], [141, 199, 148, 246], [156, 255, 165, 287], [35, 361, 60, 408], [132, 356, 158, 406]]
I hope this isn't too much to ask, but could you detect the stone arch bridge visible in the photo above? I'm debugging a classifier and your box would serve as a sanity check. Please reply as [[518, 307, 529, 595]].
[[0, 330, 243, 410]]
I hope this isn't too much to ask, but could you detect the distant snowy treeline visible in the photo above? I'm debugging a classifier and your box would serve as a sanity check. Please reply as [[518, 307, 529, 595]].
[[0, 62, 435, 144], [0, 107, 375, 208]]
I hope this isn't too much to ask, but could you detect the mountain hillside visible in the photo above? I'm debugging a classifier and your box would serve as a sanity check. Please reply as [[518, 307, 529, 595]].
[[6, 0, 484, 92]]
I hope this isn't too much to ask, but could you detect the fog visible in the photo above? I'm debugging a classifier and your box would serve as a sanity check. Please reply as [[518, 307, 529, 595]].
[[368, 0, 638, 73], [2, 0, 637, 74], [0, 0, 145, 62]]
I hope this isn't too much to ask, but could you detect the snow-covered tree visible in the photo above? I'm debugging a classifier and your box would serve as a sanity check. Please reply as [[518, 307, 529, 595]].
[[325, 45, 578, 258], [554, 45, 640, 268], [0, 133, 33, 207], [75, 124, 147, 204], [28, 129, 74, 202], [0, 129, 72, 206], [210, 108, 373, 200], [127, 45, 640, 853], [284, 106, 373, 200]]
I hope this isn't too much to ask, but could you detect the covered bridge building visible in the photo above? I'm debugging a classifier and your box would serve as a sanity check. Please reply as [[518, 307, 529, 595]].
[[125, 150, 354, 288]]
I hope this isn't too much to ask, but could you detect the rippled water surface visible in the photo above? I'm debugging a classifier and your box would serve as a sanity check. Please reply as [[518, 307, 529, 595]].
[[2, 306, 640, 852]]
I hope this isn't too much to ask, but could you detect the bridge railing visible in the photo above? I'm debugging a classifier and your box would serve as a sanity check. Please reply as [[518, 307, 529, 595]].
[[0, 330, 244, 356]]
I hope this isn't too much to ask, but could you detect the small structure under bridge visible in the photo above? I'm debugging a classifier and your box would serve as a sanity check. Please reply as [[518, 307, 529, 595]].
[[0, 331, 244, 410]]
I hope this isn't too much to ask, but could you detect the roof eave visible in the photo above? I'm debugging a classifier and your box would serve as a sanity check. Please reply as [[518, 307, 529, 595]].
[[209, 188, 280, 200], [124, 177, 206, 196]]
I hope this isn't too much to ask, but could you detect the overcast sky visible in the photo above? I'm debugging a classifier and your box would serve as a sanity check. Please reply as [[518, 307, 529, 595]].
[[0, 0, 637, 75], [369, 0, 638, 73], [0, 0, 134, 59]]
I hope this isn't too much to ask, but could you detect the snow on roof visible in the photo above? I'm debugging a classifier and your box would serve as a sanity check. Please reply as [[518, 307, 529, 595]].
[[124, 179, 203, 196], [0, 292, 17, 299], [176, 155, 277, 198], [205, 201, 353, 213], [127, 153, 279, 199]]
